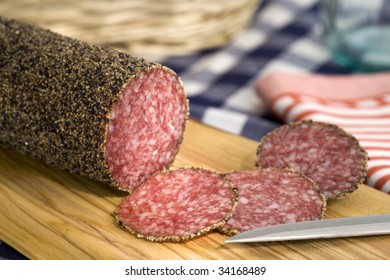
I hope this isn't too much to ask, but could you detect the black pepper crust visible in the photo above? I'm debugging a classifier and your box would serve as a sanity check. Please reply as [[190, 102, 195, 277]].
[[0, 16, 187, 188]]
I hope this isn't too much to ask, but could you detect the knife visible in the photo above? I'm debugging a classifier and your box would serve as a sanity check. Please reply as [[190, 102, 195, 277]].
[[225, 214, 390, 243]]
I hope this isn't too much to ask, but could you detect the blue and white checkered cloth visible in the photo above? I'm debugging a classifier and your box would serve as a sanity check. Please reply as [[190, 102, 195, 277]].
[[0, 0, 352, 259], [161, 0, 350, 141]]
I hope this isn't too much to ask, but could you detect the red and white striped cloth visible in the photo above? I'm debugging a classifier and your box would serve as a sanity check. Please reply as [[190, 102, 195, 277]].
[[256, 72, 390, 194]]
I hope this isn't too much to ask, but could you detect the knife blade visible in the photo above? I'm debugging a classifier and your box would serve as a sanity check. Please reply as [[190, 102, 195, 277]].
[[225, 214, 390, 243]]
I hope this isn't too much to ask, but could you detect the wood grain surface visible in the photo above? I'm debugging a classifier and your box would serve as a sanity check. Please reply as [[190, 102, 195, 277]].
[[0, 119, 389, 259]]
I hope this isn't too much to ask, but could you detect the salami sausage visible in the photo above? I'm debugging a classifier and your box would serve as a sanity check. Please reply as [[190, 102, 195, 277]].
[[0, 17, 188, 192], [219, 168, 326, 236], [115, 168, 238, 242], [256, 120, 368, 199]]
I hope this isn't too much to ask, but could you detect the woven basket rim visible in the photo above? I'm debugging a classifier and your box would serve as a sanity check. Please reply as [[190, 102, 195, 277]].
[[0, 0, 261, 56]]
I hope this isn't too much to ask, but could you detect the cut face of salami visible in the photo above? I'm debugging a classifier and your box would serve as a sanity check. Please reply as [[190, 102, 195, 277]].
[[220, 168, 326, 236], [106, 68, 188, 192], [256, 120, 368, 199], [116, 168, 238, 242]]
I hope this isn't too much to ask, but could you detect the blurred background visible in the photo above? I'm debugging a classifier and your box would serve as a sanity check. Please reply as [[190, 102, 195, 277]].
[[0, 0, 261, 59]]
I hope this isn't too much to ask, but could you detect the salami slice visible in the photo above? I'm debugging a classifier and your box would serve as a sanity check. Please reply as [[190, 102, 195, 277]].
[[219, 168, 326, 236], [115, 168, 238, 242], [0, 17, 188, 192], [256, 120, 368, 199]]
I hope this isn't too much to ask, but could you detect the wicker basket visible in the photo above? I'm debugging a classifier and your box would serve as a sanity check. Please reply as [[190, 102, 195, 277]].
[[0, 0, 260, 57]]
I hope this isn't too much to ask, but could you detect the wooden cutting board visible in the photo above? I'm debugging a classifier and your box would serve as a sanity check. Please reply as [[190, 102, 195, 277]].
[[0, 119, 389, 260]]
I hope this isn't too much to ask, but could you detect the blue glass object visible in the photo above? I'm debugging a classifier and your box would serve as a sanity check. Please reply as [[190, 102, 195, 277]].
[[320, 0, 390, 72]]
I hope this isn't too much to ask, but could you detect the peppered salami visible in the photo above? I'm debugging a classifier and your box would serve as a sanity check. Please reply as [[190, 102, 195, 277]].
[[256, 120, 368, 199], [115, 168, 238, 242], [0, 17, 188, 192], [219, 168, 326, 236]]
